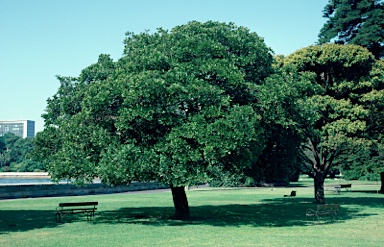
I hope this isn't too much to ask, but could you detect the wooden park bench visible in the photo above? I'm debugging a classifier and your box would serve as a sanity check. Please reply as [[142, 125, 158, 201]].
[[334, 184, 352, 193], [284, 190, 296, 198], [56, 202, 98, 223], [306, 204, 340, 221]]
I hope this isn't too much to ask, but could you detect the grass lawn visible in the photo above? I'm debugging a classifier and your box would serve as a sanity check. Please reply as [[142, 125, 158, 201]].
[[0, 179, 383, 247]]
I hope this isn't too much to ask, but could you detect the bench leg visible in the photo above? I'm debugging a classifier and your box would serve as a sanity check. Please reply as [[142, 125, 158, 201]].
[[84, 210, 96, 221], [55, 212, 62, 223], [56, 209, 96, 223], [86, 212, 92, 221], [56, 211, 70, 223]]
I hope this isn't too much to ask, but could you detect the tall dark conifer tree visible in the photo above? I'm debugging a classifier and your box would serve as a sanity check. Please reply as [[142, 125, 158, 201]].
[[319, 0, 384, 59]]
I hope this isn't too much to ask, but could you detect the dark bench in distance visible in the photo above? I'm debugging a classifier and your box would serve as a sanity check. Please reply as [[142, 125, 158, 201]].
[[335, 184, 352, 193], [56, 202, 98, 223], [284, 190, 296, 197]]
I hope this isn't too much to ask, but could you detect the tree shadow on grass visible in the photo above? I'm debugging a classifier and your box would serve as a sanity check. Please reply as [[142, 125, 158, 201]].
[[0, 209, 99, 235], [319, 195, 384, 207], [0, 196, 382, 234], [0, 209, 58, 235], [94, 196, 381, 227]]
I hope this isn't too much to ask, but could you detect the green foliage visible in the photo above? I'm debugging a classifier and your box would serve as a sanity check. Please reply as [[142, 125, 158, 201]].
[[319, 0, 384, 58], [284, 44, 384, 189], [0, 136, 5, 150], [284, 44, 376, 94], [0, 136, 10, 168], [246, 71, 316, 184], [0, 133, 44, 172], [337, 138, 384, 181], [35, 21, 276, 186], [208, 172, 246, 187]]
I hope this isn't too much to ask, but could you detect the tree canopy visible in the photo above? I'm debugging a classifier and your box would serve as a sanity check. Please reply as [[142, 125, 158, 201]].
[[318, 0, 384, 59], [337, 59, 384, 182], [283, 43, 384, 203], [35, 21, 279, 219]]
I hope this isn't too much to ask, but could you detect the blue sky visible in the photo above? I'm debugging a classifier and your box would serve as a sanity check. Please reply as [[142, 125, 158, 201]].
[[0, 0, 329, 133]]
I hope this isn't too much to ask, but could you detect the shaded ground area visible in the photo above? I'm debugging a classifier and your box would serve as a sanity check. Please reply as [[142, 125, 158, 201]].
[[1, 196, 382, 234], [0, 209, 58, 234], [94, 196, 382, 227]]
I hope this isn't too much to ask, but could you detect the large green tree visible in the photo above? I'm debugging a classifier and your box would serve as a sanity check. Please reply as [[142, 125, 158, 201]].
[[284, 43, 384, 203], [336, 59, 384, 191], [34, 21, 275, 219], [318, 0, 384, 59]]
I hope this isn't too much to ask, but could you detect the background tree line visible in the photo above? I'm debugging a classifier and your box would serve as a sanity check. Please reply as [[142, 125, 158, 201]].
[[0, 133, 44, 172]]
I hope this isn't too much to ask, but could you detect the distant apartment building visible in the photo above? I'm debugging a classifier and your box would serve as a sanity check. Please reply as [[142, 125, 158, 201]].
[[0, 120, 35, 138]]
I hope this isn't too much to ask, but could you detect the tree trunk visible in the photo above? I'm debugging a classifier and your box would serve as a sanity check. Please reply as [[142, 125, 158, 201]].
[[170, 185, 190, 220], [380, 172, 384, 194], [314, 172, 326, 204]]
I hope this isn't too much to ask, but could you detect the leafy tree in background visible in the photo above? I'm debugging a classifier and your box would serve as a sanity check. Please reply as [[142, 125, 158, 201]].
[[209, 69, 312, 187], [0, 133, 44, 172], [318, 0, 384, 59], [0, 133, 21, 170], [244, 69, 315, 186], [337, 59, 384, 192], [0, 136, 5, 150], [34, 21, 276, 219], [0, 136, 9, 168], [284, 44, 384, 203]]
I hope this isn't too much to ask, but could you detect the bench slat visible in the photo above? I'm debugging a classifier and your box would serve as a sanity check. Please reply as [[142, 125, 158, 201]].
[[340, 184, 351, 188], [60, 208, 97, 212], [59, 202, 98, 207]]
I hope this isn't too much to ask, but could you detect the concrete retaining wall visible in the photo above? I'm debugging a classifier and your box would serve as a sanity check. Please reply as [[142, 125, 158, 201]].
[[0, 172, 49, 178], [0, 182, 169, 199]]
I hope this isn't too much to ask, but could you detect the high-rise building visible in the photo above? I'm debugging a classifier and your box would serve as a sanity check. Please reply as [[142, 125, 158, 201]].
[[0, 120, 35, 138]]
